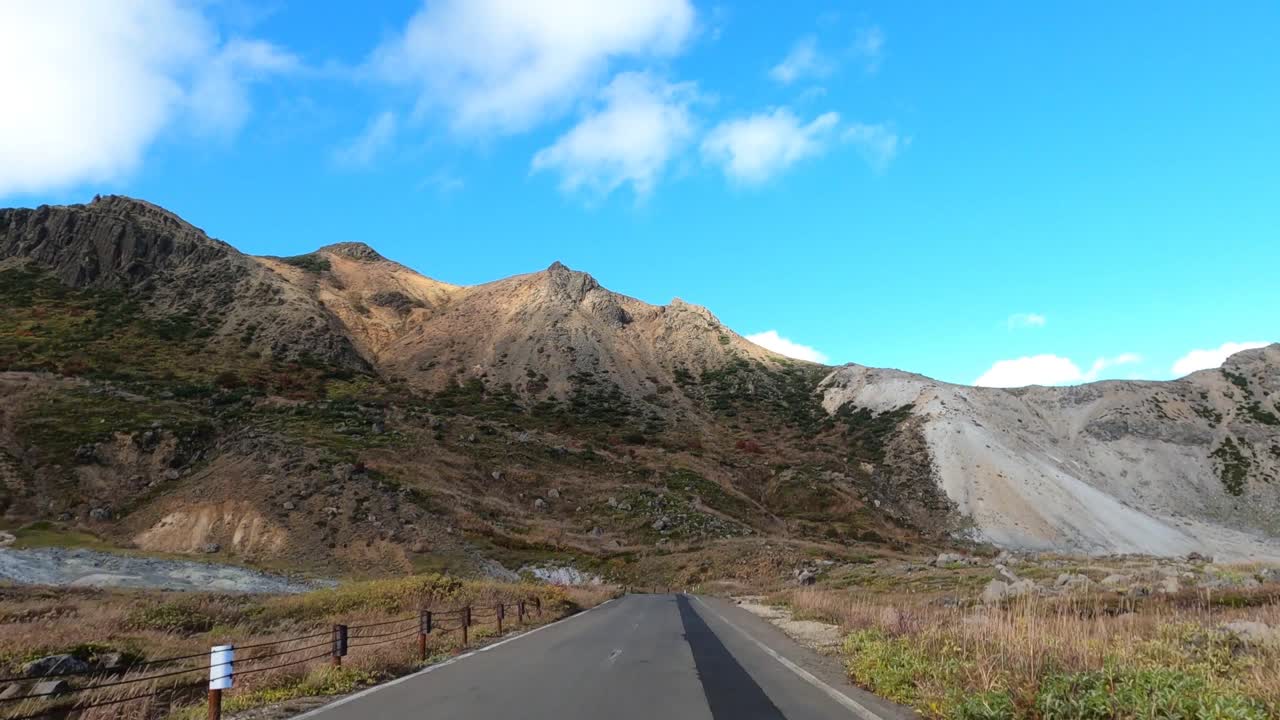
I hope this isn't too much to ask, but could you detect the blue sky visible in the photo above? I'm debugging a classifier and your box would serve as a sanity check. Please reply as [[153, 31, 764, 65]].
[[1, 1, 1276, 386]]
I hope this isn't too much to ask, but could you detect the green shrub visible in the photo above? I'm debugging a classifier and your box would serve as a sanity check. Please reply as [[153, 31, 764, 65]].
[[1035, 667, 1268, 720], [951, 690, 1016, 720]]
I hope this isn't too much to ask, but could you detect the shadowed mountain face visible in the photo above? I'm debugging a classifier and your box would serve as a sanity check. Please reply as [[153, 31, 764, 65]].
[[1, 196, 1277, 578]]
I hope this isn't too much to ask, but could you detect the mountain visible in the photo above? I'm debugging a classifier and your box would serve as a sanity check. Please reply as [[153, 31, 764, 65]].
[[1, 196, 1277, 581], [820, 347, 1280, 559]]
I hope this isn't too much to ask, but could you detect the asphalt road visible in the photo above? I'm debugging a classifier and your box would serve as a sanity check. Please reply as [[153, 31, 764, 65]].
[[293, 593, 915, 720]]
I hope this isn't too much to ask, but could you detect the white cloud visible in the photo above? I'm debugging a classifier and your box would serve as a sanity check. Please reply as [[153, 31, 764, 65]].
[[745, 330, 830, 364], [842, 123, 903, 172], [372, 0, 695, 135], [333, 112, 399, 168], [531, 72, 695, 198], [0, 1, 294, 197], [852, 25, 885, 74], [702, 108, 840, 184], [1007, 313, 1047, 330], [974, 353, 1141, 388], [187, 38, 300, 138], [769, 36, 831, 85], [1171, 341, 1269, 377]]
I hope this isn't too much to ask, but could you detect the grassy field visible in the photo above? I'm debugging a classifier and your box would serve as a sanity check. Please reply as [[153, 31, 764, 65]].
[[0, 575, 617, 719], [773, 583, 1280, 720]]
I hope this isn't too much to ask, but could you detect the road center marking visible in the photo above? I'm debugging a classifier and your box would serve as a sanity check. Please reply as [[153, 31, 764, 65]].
[[690, 595, 884, 720]]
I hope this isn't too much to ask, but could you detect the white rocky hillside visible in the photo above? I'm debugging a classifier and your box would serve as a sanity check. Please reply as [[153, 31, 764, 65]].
[[818, 344, 1280, 560]]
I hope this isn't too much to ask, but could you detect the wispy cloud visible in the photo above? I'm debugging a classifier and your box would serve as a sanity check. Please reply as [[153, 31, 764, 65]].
[[702, 108, 840, 184], [769, 36, 832, 85], [333, 111, 398, 168], [531, 72, 696, 198], [842, 123, 904, 172], [1171, 341, 1269, 377], [371, 0, 695, 135], [974, 352, 1141, 387], [745, 330, 829, 363], [1007, 312, 1047, 330], [852, 25, 885, 74]]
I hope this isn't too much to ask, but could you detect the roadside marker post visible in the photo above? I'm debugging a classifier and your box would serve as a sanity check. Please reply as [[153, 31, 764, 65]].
[[517, 600, 525, 625], [496, 603, 504, 634], [332, 624, 348, 667], [208, 644, 233, 720], [534, 597, 541, 616]]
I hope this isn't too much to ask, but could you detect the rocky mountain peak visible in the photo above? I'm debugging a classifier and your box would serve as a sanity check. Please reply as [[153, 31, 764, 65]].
[[541, 260, 601, 304], [318, 242, 387, 263]]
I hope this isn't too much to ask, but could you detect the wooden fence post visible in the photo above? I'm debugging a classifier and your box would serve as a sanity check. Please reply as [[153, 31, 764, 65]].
[[418, 610, 432, 661], [462, 606, 470, 647], [496, 603, 503, 634], [332, 624, 348, 667], [517, 600, 525, 625]]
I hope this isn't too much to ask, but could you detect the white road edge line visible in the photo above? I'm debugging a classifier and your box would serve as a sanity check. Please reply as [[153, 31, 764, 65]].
[[289, 597, 618, 719], [690, 595, 884, 720]]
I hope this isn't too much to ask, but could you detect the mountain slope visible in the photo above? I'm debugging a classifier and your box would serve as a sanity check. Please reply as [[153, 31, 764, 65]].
[[1, 195, 1277, 577], [820, 346, 1280, 559]]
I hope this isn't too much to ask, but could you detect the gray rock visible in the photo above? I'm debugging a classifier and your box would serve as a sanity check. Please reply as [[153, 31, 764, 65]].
[[1157, 576, 1181, 594], [934, 553, 969, 567], [0, 684, 21, 701], [995, 564, 1020, 583], [95, 652, 126, 672], [491, 471, 504, 481], [1257, 567, 1280, 584], [282, 501, 296, 511], [32, 680, 70, 697], [1055, 573, 1094, 591], [796, 570, 817, 586], [589, 527, 603, 537], [88, 507, 112, 521], [547, 488, 561, 499], [24, 654, 90, 678], [533, 498, 547, 510], [1220, 620, 1279, 647], [606, 497, 619, 508], [202, 543, 221, 554], [1100, 574, 1131, 589], [981, 580, 1010, 605], [652, 517, 670, 532], [164, 469, 181, 481]]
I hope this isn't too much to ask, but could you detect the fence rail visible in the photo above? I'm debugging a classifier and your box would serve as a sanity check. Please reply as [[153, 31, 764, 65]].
[[0, 597, 543, 720]]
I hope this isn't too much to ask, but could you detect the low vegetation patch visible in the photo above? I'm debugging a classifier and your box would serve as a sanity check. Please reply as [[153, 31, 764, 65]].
[[777, 587, 1280, 720]]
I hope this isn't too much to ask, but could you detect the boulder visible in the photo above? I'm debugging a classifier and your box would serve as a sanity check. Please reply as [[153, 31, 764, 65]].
[[32, 680, 70, 697], [547, 488, 561, 499], [652, 517, 670, 532], [23, 654, 90, 678], [994, 564, 1021, 583], [981, 580, 1010, 605], [491, 471, 504, 481], [88, 507, 112, 521], [1157, 576, 1181, 594], [1258, 567, 1280, 585], [202, 543, 220, 554], [795, 569, 817, 586], [1055, 573, 1094, 591], [934, 553, 969, 567], [1100, 574, 1131, 590], [281, 501, 296, 511], [533, 498, 547, 510], [1220, 621, 1280, 648]]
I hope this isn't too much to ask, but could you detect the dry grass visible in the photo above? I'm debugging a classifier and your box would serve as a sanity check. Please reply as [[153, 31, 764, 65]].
[[775, 586, 1280, 719], [0, 575, 619, 719]]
